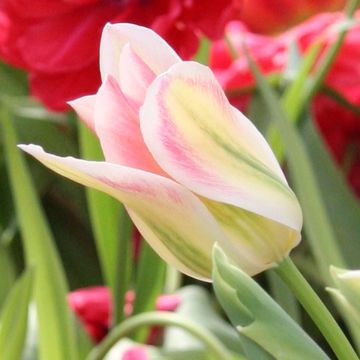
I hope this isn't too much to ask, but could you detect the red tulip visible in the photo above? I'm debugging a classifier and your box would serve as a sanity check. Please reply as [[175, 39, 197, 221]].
[[68, 286, 181, 343], [0, 0, 241, 111], [210, 11, 360, 197]]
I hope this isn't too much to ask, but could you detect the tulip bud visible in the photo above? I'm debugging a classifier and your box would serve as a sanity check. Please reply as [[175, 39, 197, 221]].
[[20, 23, 302, 280]]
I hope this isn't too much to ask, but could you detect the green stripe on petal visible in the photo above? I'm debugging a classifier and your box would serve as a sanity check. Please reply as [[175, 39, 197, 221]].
[[203, 199, 301, 275], [19, 145, 224, 280], [140, 61, 302, 232]]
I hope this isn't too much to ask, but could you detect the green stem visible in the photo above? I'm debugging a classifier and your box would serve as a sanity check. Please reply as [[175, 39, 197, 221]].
[[112, 207, 132, 326], [276, 257, 359, 360], [165, 265, 182, 294], [86, 312, 233, 360], [132, 241, 166, 342]]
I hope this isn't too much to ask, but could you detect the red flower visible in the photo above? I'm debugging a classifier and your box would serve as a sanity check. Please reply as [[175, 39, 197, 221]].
[[240, 0, 346, 34], [68, 286, 111, 342], [0, 0, 241, 111], [209, 11, 360, 197], [68, 286, 181, 343]]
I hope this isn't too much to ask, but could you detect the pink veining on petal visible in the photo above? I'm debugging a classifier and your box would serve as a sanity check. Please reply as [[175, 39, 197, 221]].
[[149, 76, 218, 183], [119, 43, 156, 107], [94, 75, 167, 176]]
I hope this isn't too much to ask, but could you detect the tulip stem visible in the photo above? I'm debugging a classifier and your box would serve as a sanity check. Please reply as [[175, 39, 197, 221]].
[[86, 312, 233, 360], [276, 257, 359, 360]]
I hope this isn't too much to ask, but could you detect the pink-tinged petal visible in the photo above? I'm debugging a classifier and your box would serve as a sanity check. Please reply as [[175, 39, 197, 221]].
[[99, 23, 180, 81], [156, 294, 181, 311], [19, 144, 226, 280], [140, 61, 302, 232], [118, 43, 156, 107], [94, 76, 165, 175], [68, 94, 96, 131], [123, 346, 149, 360]]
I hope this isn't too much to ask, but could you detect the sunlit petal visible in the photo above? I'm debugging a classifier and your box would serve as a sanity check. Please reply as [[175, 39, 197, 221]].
[[118, 43, 156, 107], [99, 23, 180, 81], [68, 94, 96, 131], [140, 61, 302, 231], [94, 76, 165, 175], [19, 144, 226, 280]]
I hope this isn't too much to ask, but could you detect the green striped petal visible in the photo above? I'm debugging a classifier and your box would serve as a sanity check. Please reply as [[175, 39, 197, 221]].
[[19, 144, 226, 280], [140, 61, 302, 233], [204, 199, 301, 275]]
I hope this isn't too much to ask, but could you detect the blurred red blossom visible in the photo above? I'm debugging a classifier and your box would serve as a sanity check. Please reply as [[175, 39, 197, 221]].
[[68, 286, 181, 343], [240, 0, 345, 34], [210, 11, 360, 197], [0, 0, 241, 111]]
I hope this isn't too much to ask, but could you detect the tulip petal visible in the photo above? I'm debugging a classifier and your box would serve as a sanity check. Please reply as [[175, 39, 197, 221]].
[[99, 23, 180, 81], [141, 61, 302, 231], [68, 94, 96, 131], [19, 144, 225, 280], [94, 75, 165, 175], [203, 199, 301, 275], [118, 44, 156, 107]]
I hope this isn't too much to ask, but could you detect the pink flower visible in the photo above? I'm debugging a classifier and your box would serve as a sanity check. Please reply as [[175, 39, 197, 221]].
[[0, 0, 241, 111], [210, 11, 360, 197], [68, 286, 180, 343], [122, 346, 149, 360]]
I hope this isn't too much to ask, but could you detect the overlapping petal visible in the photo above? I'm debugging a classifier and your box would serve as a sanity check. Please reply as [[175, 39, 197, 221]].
[[94, 76, 165, 175], [68, 94, 96, 131], [19, 144, 226, 280], [203, 200, 301, 275], [118, 44, 156, 107], [140, 61, 302, 232], [99, 23, 180, 82]]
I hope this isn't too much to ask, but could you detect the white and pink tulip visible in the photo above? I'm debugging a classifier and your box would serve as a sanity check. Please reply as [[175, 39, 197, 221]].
[[20, 23, 303, 280]]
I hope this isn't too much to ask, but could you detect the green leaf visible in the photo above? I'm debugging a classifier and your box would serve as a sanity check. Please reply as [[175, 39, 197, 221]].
[[267, 41, 321, 160], [246, 52, 346, 283], [0, 62, 27, 97], [0, 268, 34, 360], [0, 243, 16, 309], [164, 285, 244, 355], [132, 240, 166, 342], [1, 106, 78, 360], [281, 42, 321, 122], [195, 37, 211, 65], [266, 271, 300, 323], [302, 118, 360, 268], [78, 121, 131, 326], [213, 245, 329, 360]]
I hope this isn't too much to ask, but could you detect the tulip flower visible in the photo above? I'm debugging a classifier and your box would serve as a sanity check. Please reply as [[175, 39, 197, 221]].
[[328, 267, 360, 326], [68, 286, 180, 343], [20, 23, 302, 280]]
